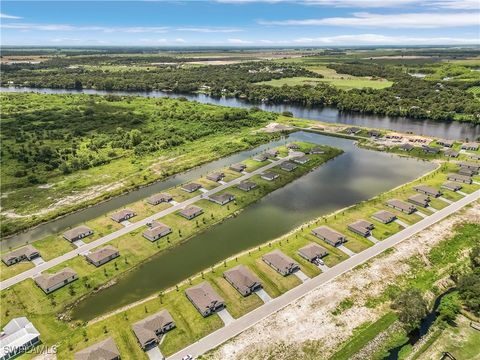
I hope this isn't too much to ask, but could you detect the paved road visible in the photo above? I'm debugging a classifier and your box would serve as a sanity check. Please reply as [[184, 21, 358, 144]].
[[0, 156, 291, 291], [168, 189, 479, 360]]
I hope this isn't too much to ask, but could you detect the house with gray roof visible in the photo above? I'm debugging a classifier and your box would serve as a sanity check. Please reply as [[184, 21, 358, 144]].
[[223, 265, 262, 297], [447, 173, 472, 184], [386, 199, 416, 214], [348, 220, 375, 237], [470, 153, 480, 161], [253, 154, 269, 162], [414, 185, 442, 198], [111, 209, 136, 223], [237, 181, 257, 192], [262, 249, 299, 276], [0, 317, 40, 360], [86, 245, 119, 267], [148, 193, 173, 205], [181, 183, 202, 193], [209, 193, 235, 206], [206, 172, 225, 182], [63, 225, 93, 242], [261, 171, 279, 181], [371, 210, 397, 224], [444, 149, 459, 158], [422, 146, 440, 154], [287, 143, 299, 150], [346, 127, 361, 134], [132, 310, 175, 350], [185, 282, 225, 317], [308, 147, 324, 154], [298, 243, 328, 264], [293, 156, 310, 164], [74, 337, 120, 360], [457, 161, 480, 171], [35, 267, 78, 294], [2, 245, 40, 266], [437, 139, 454, 148], [230, 163, 246, 172], [266, 149, 279, 158], [461, 142, 479, 151], [459, 168, 476, 177], [179, 206, 203, 220], [280, 161, 297, 172], [408, 194, 430, 208], [368, 130, 381, 138], [312, 226, 347, 246], [441, 182, 462, 192], [143, 221, 172, 241], [399, 143, 414, 151]]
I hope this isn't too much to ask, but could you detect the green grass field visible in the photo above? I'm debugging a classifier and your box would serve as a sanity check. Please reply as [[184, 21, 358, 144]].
[[256, 76, 393, 90]]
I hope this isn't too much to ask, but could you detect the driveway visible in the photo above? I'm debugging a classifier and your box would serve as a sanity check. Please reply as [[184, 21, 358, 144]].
[[31, 257, 45, 266], [439, 196, 453, 204], [416, 211, 428, 219], [146, 347, 164, 360], [217, 308, 234, 325], [337, 245, 356, 257], [294, 270, 310, 282], [367, 235, 379, 244], [395, 219, 409, 228], [317, 263, 329, 272], [254, 288, 272, 303]]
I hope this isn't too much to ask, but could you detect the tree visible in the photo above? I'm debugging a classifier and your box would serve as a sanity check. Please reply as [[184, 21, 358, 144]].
[[391, 288, 428, 331], [457, 269, 480, 316], [469, 245, 480, 269], [437, 292, 461, 324]]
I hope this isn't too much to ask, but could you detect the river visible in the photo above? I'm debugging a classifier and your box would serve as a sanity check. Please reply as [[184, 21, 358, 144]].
[[2, 86, 480, 141], [72, 131, 435, 321]]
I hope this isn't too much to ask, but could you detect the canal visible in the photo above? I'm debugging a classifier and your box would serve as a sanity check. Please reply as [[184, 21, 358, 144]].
[[72, 131, 435, 321]]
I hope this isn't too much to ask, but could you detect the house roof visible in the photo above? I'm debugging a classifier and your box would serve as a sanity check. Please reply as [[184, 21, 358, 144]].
[[179, 206, 203, 218], [409, 194, 429, 204], [143, 222, 171, 238], [399, 143, 414, 150], [262, 249, 298, 273], [74, 337, 120, 360], [148, 193, 172, 203], [414, 185, 441, 196], [2, 245, 39, 263], [182, 183, 202, 191], [35, 267, 77, 290], [63, 225, 92, 240], [207, 172, 224, 180], [209, 193, 234, 203], [280, 162, 297, 171], [348, 220, 374, 234], [447, 173, 471, 181], [86, 245, 118, 264], [132, 310, 174, 348], [230, 163, 246, 170], [261, 171, 278, 179], [457, 161, 480, 170], [237, 181, 256, 190], [0, 317, 40, 358], [287, 143, 299, 149], [111, 209, 135, 221], [372, 210, 396, 222], [444, 149, 459, 157], [387, 199, 416, 212], [294, 155, 309, 163], [186, 282, 224, 312], [442, 182, 462, 191], [224, 265, 261, 293], [312, 226, 346, 243], [298, 243, 327, 260]]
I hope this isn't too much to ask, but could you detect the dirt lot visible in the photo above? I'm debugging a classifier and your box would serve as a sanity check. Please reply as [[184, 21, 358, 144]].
[[205, 203, 480, 360]]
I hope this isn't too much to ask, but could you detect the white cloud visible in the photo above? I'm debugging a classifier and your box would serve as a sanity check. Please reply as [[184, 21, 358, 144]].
[[0, 13, 22, 19], [292, 33, 480, 44], [216, 0, 480, 8], [259, 11, 480, 28], [177, 27, 242, 33], [175, 38, 186, 43], [1, 23, 170, 33], [227, 38, 253, 44]]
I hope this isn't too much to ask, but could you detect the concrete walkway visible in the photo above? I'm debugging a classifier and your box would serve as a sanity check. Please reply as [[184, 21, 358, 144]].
[[395, 219, 409, 228], [1, 156, 292, 291], [217, 309, 234, 325], [294, 270, 310, 283], [337, 245, 356, 257], [168, 189, 480, 360], [73, 240, 86, 247], [317, 263, 329, 272], [416, 211, 428, 219], [254, 288, 272, 303], [31, 257, 45, 266], [457, 191, 467, 196], [367, 235, 379, 244], [427, 206, 438, 213]]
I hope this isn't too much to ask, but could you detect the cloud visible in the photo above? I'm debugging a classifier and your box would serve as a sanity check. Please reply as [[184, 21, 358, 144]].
[[175, 38, 186, 43], [216, 0, 480, 8], [259, 11, 480, 28], [228, 38, 253, 44], [177, 27, 242, 33], [1, 23, 170, 33], [0, 13, 22, 19]]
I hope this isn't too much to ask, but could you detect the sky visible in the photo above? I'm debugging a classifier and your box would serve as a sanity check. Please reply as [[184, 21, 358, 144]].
[[1, 0, 479, 46]]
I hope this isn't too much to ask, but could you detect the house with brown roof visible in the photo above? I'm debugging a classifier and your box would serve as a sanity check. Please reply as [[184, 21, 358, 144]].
[[386, 199, 416, 214], [74, 337, 120, 360], [348, 220, 375, 237], [181, 183, 202, 193], [179, 206, 203, 220], [237, 181, 257, 192], [437, 139, 454, 148], [143, 221, 172, 241], [230, 163, 246, 172], [206, 172, 225, 182], [253, 154, 269, 162], [444, 149, 459, 158], [185, 282, 225, 317], [280, 161, 297, 172], [447, 173, 472, 184], [223, 265, 262, 297], [298, 243, 328, 264], [262, 249, 299, 276], [293, 156, 310, 164], [63, 225, 93, 242], [209, 193, 235, 205], [111, 209, 136, 223], [371, 210, 397, 224], [441, 182, 462, 192], [35, 268, 78, 294], [408, 194, 430, 208], [266, 149, 279, 158], [461, 142, 479, 151], [132, 310, 175, 350], [414, 185, 442, 198], [2, 245, 40, 266], [287, 143, 299, 150], [148, 193, 173, 205], [261, 171, 279, 181], [86, 245, 119, 267], [311, 226, 347, 247]]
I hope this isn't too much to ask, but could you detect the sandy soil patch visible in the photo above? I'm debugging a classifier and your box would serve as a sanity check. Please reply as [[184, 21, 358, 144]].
[[206, 203, 480, 360]]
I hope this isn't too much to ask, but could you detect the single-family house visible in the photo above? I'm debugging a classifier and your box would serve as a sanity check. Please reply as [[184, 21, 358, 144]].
[[386, 199, 417, 214], [179, 206, 203, 220], [2, 245, 40, 266], [223, 265, 262, 297], [63, 225, 93, 242], [74, 337, 120, 360], [230, 163, 246, 172], [444, 149, 459, 158], [348, 220, 375, 237], [181, 183, 202, 193], [414, 185, 442, 198], [266, 149, 279, 158], [441, 182, 462, 192], [293, 156, 310, 165], [346, 127, 361, 134], [253, 154, 269, 162], [447, 173, 472, 184], [312, 226, 347, 246], [0, 317, 40, 360], [237, 181, 257, 192], [371, 210, 397, 224], [280, 161, 297, 172], [206, 172, 225, 182], [185, 282, 225, 317], [35, 267, 78, 294], [422, 146, 440, 154], [111, 209, 136, 223], [85, 245, 119, 267], [470, 153, 480, 161], [261, 171, 279, 181], [408, 194, 430, 208], [132, 310, 175, 350], [399, 143, 414, 151], [147, 193, 173, 205], [142, 221, 172, 241], [461, 142, 479, 151], [457, 161, 480, 171], [287, 143, 299, 150], [297, 243, 328, 263], [262, 249, 299, 276], [368, 130, 381, 138], [308, 147, 324, 154], [437, 139, 454, 148], [209, 193, 235, 205], [459, 168, 476, 177]]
